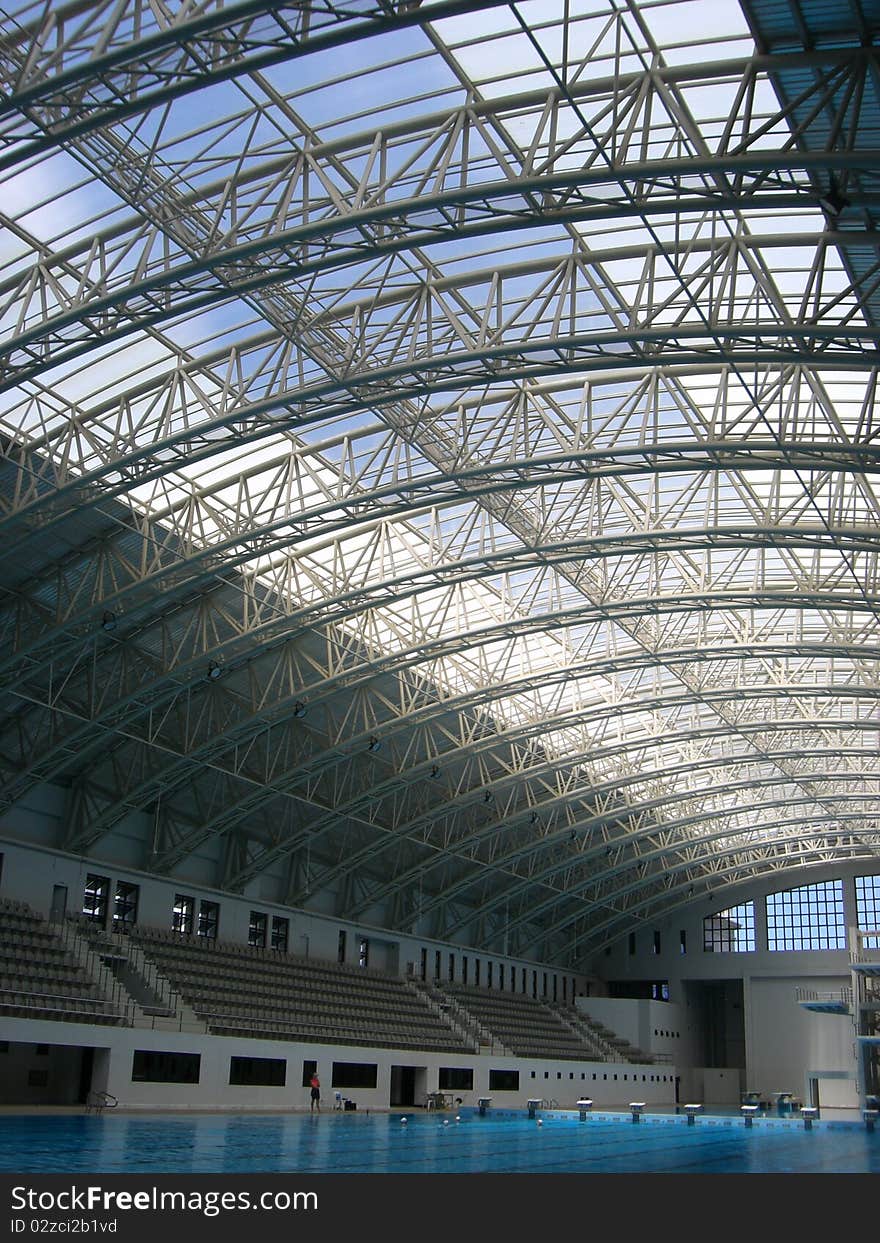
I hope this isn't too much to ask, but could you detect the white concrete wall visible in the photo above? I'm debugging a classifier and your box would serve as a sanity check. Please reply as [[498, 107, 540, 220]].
[[747, 976, 858, 1108], [0, 1016, 675, 1111], [590, 861, 874, 1110], [670, 1066, 742, 1105], [576, 997, 684, 1064]]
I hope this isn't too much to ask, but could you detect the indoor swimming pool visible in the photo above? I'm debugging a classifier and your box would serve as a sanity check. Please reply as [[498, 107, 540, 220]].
[[1, 1109, 878, 1175]]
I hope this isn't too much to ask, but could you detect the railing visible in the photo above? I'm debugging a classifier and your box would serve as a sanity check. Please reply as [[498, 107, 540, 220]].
[[550, 1004, 615, 1061], [86, 1091, 118, 1114], [404, 977, 482, 1051], [0, 988, 127, 1023], [205, 1011, 464, 1048], [51, 915, 136, 1019], [67, 918, 184, 1020], [850, 927, 880, 960], [796, 986, 853, 1005], [0, 911, 138, 1024]]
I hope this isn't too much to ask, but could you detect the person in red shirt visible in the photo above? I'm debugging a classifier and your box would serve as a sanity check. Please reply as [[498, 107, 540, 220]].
[[310, 1072, 321, 1113]]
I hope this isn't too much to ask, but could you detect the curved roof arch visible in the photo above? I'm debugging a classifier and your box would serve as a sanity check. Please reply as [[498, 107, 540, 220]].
[[1, 0, 878, 966]]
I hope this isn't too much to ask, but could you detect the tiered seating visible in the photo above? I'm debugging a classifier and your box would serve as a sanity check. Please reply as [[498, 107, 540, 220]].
[[574, 1008, 650, 1062], [0, 900, 123, 1025], [443, 983, 602, 1060], [129, 927, 471, 1052]]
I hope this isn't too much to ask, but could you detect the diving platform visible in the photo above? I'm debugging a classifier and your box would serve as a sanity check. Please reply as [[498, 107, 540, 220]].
[[796, 989, 852, 1016]]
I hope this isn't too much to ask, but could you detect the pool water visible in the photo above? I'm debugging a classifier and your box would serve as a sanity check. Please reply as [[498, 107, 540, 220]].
[[1, 1110, 878, 1174]]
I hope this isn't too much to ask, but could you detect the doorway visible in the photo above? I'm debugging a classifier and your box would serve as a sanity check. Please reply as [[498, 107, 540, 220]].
[[390, 1065, 427, 1107], [50, 885, 68, 922]]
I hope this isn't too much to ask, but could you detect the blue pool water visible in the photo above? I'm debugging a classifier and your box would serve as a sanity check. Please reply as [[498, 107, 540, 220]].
[[1, 1110, 878, 1174]]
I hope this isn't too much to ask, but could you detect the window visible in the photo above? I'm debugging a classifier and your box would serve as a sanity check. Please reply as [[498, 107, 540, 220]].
[[680, 930, 687, 955], [359, 938, 370, 969], [498, 963, 504, 991], [856, 875, 880, 949], [628, 931, 636, 956], [248, 910, 267, 948], [448, 952, 455, 982], [28, 1070, 48, 1088], [489, 1069, 519, 1091], [542, 972, 547, 996], [703, 901, 756, 953], [271, 916, 289, 953], [302, 1060, 317, 1088], [82, 874, 110, 927], [609, 980, 668, 1000], [652, 930, 661, 955], [438, 1068, 473, 1091], [532, 970, 537, 998], [475, 959, 481, 986], [132, 1051, 200, 1083], [332, 1062, 378, 1089], [766, 880, 845, 951], [338, 930, 347, 964], [434, 949, 441, 980], [229, 1057, 286, 1087], [172, 894, 194, 935], [462, 955, 468, 985], [112, 881, 138, 931], [197, 900, 219, 940], [420, 947, 427, 981], [487, 962, 493, 989], [522, 967, 527, 994]]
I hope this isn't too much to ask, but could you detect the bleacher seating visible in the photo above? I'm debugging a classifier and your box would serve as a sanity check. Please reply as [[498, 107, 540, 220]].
[[442, 983, 605, 1060], [573, 1009, 652, 1062], [128, 927, 472, 1052], [0, 900, 648, 1063], [550, 1003, 648, 1062], [0, 899, 124, 1025]]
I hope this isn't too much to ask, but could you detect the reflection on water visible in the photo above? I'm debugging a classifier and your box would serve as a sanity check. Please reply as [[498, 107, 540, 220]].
[[0, 1110, 877, 1175]]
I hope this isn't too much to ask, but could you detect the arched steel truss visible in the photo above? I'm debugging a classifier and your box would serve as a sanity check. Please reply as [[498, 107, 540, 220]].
[[1, 0, 879, 965]]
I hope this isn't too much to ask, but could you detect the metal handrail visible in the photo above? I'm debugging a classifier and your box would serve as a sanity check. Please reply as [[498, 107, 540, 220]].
[[0, 988, 124, 1021]]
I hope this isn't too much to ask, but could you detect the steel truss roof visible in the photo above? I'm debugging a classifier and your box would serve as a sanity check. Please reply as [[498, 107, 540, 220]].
[[0, 0, 878, 966]]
